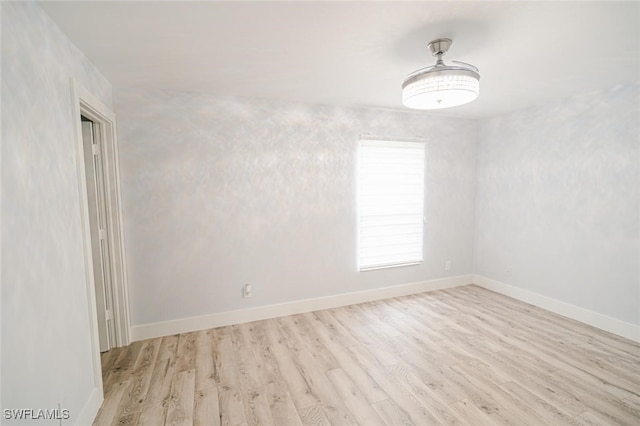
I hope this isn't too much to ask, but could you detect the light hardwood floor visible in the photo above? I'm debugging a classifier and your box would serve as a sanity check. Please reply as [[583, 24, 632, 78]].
[[94, 285, 640, 425]]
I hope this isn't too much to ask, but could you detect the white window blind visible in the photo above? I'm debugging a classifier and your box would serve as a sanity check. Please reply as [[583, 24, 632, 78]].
[[358, 139, 425, 271]]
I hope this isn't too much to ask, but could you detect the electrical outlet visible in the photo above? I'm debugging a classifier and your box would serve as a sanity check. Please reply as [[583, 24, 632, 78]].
[[243, 284, 252, 298], [506, 267, 512, 277], [445, 260, 451, 271]]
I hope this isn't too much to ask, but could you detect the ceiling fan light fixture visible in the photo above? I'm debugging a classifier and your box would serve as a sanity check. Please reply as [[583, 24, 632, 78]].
[[402, 38, 480, 110]]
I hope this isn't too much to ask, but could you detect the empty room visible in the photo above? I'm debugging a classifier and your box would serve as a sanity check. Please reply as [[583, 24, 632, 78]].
[[2, 1, 639, 425]]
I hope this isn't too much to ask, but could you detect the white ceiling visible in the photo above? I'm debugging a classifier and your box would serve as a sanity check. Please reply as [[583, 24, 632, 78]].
[[40, 1, 640, 118]]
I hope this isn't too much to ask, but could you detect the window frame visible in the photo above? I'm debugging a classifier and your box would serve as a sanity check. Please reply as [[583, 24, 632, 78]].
[[357, 138, 426, 272]]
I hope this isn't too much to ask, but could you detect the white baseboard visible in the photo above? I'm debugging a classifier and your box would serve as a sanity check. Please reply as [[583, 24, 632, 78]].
[[74, 386, 103, 426], [131, 274, 473, 341], [473, 275, 640, 343]]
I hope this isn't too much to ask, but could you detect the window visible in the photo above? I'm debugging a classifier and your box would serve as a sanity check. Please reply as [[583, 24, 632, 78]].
[[358, 139, 425, 271]]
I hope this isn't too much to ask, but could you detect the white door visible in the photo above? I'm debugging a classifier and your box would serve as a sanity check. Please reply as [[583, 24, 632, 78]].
[[81, 117, 114, 352]]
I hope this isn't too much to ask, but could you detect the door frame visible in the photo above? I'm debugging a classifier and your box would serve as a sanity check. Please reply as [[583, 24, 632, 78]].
[[70, 79, 131, 386]]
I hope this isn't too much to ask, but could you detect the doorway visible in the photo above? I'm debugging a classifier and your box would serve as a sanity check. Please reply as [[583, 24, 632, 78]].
[[71, 81, 131, 410], [81, 116, 116, 352]]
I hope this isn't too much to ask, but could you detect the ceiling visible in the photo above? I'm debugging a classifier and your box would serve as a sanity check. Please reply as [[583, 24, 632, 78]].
[[39, 1, 639, 119]]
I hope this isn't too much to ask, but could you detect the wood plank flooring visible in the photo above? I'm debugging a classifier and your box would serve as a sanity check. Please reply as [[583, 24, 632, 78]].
[[93, 285, 640, 425]]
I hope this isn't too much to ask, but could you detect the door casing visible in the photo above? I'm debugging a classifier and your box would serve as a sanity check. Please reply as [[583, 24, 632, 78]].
[[71, 79, 131, 407]]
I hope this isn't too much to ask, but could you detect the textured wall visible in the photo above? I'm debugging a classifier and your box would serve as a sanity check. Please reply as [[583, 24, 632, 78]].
[[475, 83, 640, 325], [2, 1, 112, 422], [114, 89, 478, 326]]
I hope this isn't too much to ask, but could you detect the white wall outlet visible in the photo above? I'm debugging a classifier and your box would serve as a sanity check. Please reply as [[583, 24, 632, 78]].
[[445, 260, 451, 271], [506, 267, 512, 277], [243, 284, 252, 298]]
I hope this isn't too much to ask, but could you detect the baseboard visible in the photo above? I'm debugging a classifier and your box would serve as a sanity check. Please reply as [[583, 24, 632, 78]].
[[131, 274, 473, 341], [473, 275, 640, 343], [74, 386, 103, 426]]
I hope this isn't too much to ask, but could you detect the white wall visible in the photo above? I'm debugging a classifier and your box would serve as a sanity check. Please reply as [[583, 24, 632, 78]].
[[114, 88, 478, 327], [2, 2, 112, 424], [475, 83, 640, 327]]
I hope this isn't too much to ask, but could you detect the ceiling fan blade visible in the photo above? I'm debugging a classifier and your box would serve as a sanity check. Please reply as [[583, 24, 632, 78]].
[[452, 60, 479, 72]]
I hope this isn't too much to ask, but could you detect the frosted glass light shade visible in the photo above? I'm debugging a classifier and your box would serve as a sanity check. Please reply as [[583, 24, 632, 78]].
[[402, 68, 480, 110]]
